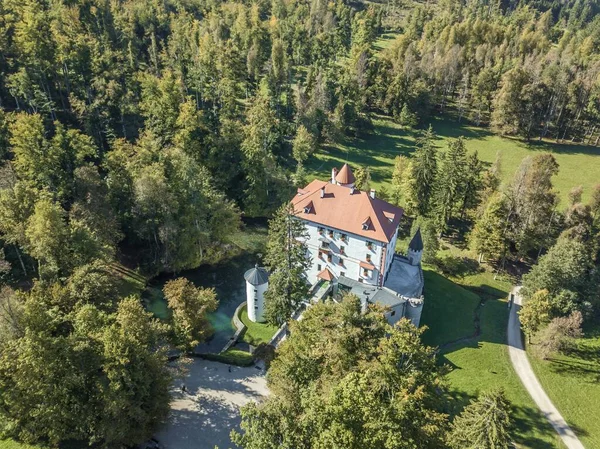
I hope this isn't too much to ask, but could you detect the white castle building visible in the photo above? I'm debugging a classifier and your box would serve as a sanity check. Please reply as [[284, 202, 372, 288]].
[[291, 164, 425, 326]]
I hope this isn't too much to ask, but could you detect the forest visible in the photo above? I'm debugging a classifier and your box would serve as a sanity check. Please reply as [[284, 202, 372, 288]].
[[1, 0, 600, 447]]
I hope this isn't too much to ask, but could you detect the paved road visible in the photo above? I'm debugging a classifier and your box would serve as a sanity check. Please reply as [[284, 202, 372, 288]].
[[156, 359, 268, 449], [508, 287, 585, 449]]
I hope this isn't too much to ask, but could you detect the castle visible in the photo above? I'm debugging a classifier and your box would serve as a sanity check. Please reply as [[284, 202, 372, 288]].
[[291, 164, 425, 326]]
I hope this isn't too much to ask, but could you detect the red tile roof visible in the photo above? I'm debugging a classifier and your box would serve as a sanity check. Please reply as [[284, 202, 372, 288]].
[[317, 267, 335, 281], [359, 261, 376, 270], [291, 179, 403, 243], [335, 163, 356, 185]]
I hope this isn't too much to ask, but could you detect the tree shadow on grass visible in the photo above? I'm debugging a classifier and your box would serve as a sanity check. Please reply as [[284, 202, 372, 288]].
[[542, 355, 600, 383], [523, 138, 600, 157]]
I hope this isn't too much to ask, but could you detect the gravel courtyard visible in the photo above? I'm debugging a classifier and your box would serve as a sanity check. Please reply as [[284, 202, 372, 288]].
[[155, 358, 268, 449]]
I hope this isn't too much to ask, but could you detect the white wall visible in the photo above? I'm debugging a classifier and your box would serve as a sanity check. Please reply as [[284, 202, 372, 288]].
[[246, 280, 268, 323], [300, 219, 396, 286]]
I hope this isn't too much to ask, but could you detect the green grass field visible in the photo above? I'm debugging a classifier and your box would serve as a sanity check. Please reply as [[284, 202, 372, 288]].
[[528, 328, 600, 448], [239, 305, 279, 346], [305, 114, 600, 207], [420, 268, 564, 448]]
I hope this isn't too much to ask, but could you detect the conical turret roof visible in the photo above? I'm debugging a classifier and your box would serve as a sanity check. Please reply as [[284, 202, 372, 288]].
[[244, 264, 269, 285], [335, 163, 356, 185], [409, 228, 424, 251]]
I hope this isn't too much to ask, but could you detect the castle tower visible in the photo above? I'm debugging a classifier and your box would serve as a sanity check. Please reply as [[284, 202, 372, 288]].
[[244, 264, 269, 323], [334, 163, 356, 188], [407, 228, 423, 266]]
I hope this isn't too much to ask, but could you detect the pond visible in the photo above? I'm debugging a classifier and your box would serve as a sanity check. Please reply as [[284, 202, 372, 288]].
[[144, 222, 267, 354]]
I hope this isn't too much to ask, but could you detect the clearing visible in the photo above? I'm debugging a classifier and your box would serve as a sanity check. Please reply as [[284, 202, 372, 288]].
[[305, 114, 600, 207]]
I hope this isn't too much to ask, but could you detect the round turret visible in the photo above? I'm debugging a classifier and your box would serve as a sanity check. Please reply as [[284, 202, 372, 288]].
[[244, 264, 269, 323], [407, 228, 423, 266]]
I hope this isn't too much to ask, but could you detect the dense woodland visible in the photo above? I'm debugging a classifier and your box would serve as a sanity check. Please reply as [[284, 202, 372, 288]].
[[1, 0, 600, 447]]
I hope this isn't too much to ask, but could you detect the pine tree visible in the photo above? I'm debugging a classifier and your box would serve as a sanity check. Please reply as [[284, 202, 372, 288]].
[[434, 137, 467, 233], [405, 125, 438, 216], [449, 389, 512, 449], [264, 204, 311, 325], [398, 103, 417, 128], [460, 150, 484, 218]]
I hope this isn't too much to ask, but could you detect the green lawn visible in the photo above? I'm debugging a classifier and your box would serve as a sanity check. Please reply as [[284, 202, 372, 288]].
[[528, 328, 600, 448], [239, 305, 279, 346], [305, 114, 600, 207], [420, 269, 564, 448], [420, 269, 480, 347], [202, 349, 255, 367]]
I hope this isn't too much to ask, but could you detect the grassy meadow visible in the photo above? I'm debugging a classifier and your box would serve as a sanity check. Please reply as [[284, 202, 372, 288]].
[[528, 328, 600, 448], [420, 268, 565, 449], [305, 114, 600, 208]]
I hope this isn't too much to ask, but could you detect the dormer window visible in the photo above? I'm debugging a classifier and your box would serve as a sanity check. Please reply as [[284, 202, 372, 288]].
[[362, 217, 373, 231], [303, 201, 314, 214]]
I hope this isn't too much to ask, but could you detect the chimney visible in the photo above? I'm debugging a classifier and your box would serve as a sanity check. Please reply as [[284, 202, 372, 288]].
[[369, 189, 376, 199], [320, 186, 325, 198], [331, 167, 338, 184]]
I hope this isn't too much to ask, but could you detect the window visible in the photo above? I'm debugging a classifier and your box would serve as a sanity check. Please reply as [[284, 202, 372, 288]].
[[327, 254, 332, 262], [391, 310, 396, 316], [366, 241, 373, 249], [317, 264, 322, 271], [321, 241, 330, 249], [339, 258, 344, 266], [362, 223, 369, 230], [328, 229, 334, 238], [340, 246, 345, 254], [318, 227, 324, 234], [319, 251, 324, 259], [255, 305, 259, 309], [303, 206, 311, 214], [363, 269, 369, 277], [366, 254, 371, 262], [341, 233, 348, 242], [254, 289, 257, 293], [358, 278, 364, 283], [340, 271, 345, 277]]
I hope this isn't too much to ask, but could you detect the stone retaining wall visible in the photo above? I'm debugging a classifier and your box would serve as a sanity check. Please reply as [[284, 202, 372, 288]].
[[220, 302, 247, 354]]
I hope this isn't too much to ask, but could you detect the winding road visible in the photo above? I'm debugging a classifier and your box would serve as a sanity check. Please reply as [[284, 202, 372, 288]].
[[508, 287, 585, 449]]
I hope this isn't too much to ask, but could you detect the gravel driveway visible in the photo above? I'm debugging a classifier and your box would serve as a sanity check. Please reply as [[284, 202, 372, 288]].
[[155, 359, 268, 449]]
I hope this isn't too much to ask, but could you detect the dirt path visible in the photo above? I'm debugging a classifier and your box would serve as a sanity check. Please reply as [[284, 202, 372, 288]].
[[508, 287, 585, 449]]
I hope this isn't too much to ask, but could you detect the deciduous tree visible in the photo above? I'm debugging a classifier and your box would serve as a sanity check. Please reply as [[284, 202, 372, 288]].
[[163, 278, 218, 352]]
